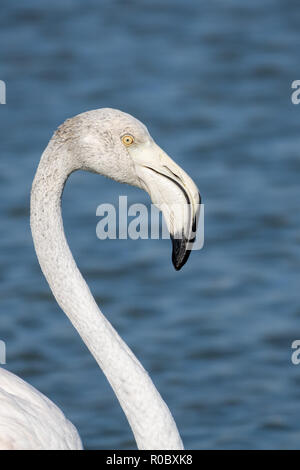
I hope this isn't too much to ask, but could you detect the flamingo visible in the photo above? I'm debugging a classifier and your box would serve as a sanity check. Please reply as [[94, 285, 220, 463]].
[[0, 108, 200, 450]]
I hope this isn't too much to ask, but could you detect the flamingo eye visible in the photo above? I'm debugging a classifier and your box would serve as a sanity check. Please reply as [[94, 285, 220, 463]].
[[121, 134, 134, 146]]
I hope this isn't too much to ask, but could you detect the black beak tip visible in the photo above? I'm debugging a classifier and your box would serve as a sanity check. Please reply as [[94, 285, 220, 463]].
[[171, 235, 192, 271], [172, 258, 183, 271]]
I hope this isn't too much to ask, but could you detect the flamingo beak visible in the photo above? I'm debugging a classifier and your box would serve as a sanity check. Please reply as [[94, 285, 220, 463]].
[[129, 141, 201, 270]]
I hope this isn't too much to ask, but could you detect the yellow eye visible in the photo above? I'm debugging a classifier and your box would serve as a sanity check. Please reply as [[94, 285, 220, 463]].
[[121, 134, 134, 146]]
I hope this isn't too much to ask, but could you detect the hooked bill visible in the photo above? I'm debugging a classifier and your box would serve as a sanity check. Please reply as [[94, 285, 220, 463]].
[[129, 140, 201, 271]]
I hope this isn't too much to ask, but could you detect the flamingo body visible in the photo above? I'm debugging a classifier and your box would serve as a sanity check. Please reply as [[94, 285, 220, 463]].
[[0, 368, 82, 449]]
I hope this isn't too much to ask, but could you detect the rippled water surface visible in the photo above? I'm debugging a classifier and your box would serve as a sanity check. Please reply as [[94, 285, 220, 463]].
[[1, 0, 300, 449]]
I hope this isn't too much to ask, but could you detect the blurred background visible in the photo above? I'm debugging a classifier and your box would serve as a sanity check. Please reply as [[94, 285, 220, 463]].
[[0, 0, 300, 449]]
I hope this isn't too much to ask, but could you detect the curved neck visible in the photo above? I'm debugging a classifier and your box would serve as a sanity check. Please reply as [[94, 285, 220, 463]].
[[30, 141, 183, 450]]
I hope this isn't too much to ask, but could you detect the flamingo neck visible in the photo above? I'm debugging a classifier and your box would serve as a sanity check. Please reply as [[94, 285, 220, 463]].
[[30, 141, 183, 450]]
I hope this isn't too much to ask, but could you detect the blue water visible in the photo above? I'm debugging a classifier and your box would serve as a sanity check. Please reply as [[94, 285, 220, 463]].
[[1, 0, 300, 449]]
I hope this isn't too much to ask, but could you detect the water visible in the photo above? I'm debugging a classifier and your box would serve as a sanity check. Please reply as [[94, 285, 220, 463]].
[[1, 0, 300, 449]]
